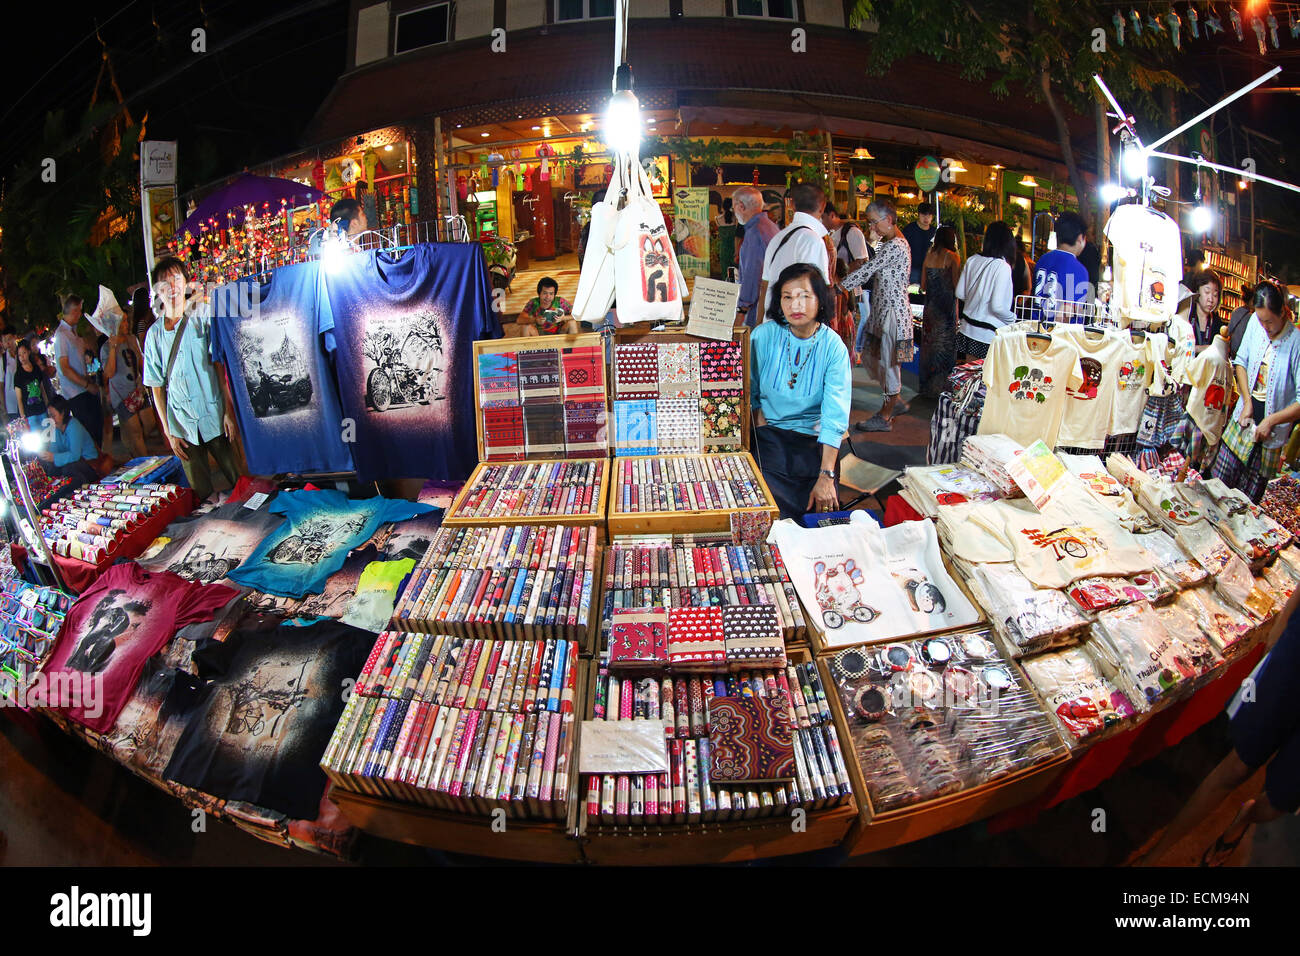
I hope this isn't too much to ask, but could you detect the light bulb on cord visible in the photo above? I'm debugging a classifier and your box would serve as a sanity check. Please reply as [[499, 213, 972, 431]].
[[20, 431, 44, 454], [1122, 143, 1148, 180], [604, 89, 642, 154], [1100, 183, 1128, 204], [1190, 204, 1213, 232]]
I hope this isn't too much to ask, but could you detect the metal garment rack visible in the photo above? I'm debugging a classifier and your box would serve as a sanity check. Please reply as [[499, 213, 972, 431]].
[[0, 441, 67, 591]]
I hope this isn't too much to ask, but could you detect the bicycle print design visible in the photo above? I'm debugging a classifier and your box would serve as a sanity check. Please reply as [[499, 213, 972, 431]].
[[1021, 526, 1107, 562]]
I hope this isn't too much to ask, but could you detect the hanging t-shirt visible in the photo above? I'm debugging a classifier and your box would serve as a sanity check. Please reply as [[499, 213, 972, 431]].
[[138, 491, 286, 585], [319, 243, 501, 482], [211, 259, 354, 476], [977, 328, 1083, 449], [1109, 333, 1153, 435], [1184, 334, 1232, 443], [39, 562, 238, 733], [1057, 326, 1126, 449], [340, 557, 415, 632], [163, 618, 374, 819], [225, 488, 435, 598], [1103, 205, 1183, 327]]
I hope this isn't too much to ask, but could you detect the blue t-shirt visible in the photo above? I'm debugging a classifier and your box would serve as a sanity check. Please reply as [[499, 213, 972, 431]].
[[1032, 249, 1092, 320], [318, 243, 501, 482], [210, 260, 354, 476], [225, 488, 436, 598]]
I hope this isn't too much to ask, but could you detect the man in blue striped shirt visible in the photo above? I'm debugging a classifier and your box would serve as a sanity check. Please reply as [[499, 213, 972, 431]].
[[734, 186, 779, 326]]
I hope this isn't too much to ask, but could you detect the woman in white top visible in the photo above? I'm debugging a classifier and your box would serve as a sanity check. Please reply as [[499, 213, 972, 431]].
[[955, 221, 1018, 363]]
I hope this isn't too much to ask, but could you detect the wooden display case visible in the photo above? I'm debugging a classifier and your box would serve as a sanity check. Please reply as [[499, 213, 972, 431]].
[[328, 660, 591, 864], [574, 647, 858, 865], [443, 457, 610, 542], [607, 452, 778, 537], [471, 332, 611, 462]]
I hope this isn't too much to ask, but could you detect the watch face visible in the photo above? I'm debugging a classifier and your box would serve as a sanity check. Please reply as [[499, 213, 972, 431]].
[[883, 644, 913, 672], [981, 665, 1013, 691], [921, 638, 951, 665], [855, 684, 889, 721]]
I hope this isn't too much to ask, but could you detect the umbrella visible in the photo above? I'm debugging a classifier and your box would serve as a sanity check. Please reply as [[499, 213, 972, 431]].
[[179, 172, 324, 238]]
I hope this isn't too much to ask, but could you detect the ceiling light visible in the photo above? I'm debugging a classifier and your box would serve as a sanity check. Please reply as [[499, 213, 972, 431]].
[[946, 159, 967, 173], [1019, 174, 1039, 188], [532, 126, 541, 131], [1190, 204, 1213, 233], [604, 90, 643, 153], [481, 132, 490, 137], [991, 164, 1004, 170], [853, 147, 874, 160], [1238, 179, 1248, 190], [384, 144, 393, 152]]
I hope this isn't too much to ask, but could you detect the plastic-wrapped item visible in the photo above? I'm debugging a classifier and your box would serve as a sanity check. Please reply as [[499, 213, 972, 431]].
[[1092, 604, 1195, 708], [1022, 646, 1135, 743], [1262, 560, 1298, 603], [1125, 569, 1179, 605], [829, 629, 1065, 812], [1151, 601, 1222, 676], [1067, 576, 1143, 613], [1177, 586, 1254, 655], [971, 563, 1089, 654], [1136, 530, 1208, 587]]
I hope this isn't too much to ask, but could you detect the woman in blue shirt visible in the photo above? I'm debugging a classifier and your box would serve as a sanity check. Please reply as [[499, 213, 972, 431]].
[[751, 263, 852, 518], [39, 397, 100, 485]]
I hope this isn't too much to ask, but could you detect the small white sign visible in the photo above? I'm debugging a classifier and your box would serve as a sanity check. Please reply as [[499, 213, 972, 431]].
[[578, 720, 669, 775], [243, 492, 269, 511], [686, 276, 741, 341], [141, 141, 178, 186]]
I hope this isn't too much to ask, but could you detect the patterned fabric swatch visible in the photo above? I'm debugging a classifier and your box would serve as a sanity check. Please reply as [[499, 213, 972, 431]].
[[523, 400, 566, 457], [700, 388, 744, 450], [667, 606, 726, 669], [613, 399, 658, 456], [700, 340, 743, 389], [517, 348, 563, 400], [722, 604, 785, 667], [563, 400, 608, 458], [609, 607, 669, 671], [658, 342, 699, 390], [656, 397, 703, 454], [707, 695, 796, 783], [730, 510, 773, 546], [477, 352, 519, 407], [614, 343, 659, 396], [482, 402, 525, 461], [561, 345, 605, 399]]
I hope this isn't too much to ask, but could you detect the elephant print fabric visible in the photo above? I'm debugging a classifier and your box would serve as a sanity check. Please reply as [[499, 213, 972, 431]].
[[210, 260, 354, 476], [768, 515, 978, 649], [40, 563, 238, 734], [977, 329, 1084, 449], [319, 243, 500, 482]]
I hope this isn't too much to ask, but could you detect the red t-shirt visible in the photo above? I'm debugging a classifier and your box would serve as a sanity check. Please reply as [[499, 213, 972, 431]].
[[40, 562, 239, 733]]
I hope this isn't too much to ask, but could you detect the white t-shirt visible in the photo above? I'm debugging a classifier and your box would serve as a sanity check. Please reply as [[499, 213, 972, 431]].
[[978, 328, 1084, 449], [761, 212, 830, 314], [955, 254, 1016, 345], [1109, 333, 1154, 435], [1184, 334, 1232, 443], [1103, 204, 1183, 327], [830, 224, 869, 266], [1057, 326, 1126, 449]]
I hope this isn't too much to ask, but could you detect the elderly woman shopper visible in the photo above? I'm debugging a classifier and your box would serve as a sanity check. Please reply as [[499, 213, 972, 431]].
[[1212, 282, 1300, 502], [841, 198, 913, 433]]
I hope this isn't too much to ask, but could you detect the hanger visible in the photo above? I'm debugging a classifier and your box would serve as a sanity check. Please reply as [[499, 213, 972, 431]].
[[1129, 327, 1146, 344]]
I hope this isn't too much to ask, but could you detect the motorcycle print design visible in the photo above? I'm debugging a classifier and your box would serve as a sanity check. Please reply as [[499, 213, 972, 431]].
[[1008, 365, 1054, 403], [812, 559, 880, 631], [361, 311, 446, 412], [266, 512, 370, 566], [235, 315, 314, 419], [66, 589, 152, 675]]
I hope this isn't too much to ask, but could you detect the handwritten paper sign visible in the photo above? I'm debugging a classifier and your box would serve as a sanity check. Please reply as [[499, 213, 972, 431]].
[[686, 276, 741, 341]]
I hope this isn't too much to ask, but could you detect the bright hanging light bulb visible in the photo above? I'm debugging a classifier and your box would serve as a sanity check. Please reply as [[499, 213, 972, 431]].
[[20, 431, 44, 454], [1100, 183, 1128, 203], [604, 89, 642, 154], [1190, 204, 1213, 232], [1122, 143, 1148, 180]]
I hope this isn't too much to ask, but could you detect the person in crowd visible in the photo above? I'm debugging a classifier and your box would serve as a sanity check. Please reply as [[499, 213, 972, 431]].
[[37, 397, 100, 484], [101, 311, 150, 459], [310, 197, 369, 255], [734, 185, 779, 325], [954, 221, 1018, 363], [13, 339, 49, 431], [750, 263, 851, 519], [715, 197, 737, 280], [1212, 282, 1300, 502], [901, 202, 936, 286], [1078, 234, 1102, 290], [822, 204, 869, 272], [504, 277, 578, 337], [1, 333, 18, 425], [759, 182, 830, 317], [143, 256, 241, 502], [1013, 238, 1033, 300], [842, 198, 913, 432], [920, 226, 961, 399], [1227, 283, 1257, 361], [53, 294, 102, 447], [1137, 584, 1300, 865], [130, 287, 154, 340], [1032, 211, 1091, 318], [1179, 270, 1224, 350]]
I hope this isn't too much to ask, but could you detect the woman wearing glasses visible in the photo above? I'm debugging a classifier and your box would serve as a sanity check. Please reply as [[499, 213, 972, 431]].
[[751, 262, 852, 519]]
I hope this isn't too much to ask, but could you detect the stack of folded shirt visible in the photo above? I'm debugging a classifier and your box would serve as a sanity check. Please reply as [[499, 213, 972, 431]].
[[1136, 530, 1208, 588], [960, 434, 1025, 498], [1177, 586, 1255, 656], [1199, 478, 1292, 561], [1151, 601, 1222, 677], [968, 562, 1089, 656], [899, 464, 1004, 518], [1090, 603, 1195, 711], [937, 503, 1015, 564], [1022, 645, 1136, 745]]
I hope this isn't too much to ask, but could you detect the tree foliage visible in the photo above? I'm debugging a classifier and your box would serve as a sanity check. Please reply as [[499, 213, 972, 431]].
[[0, 104, 144, 334], [850, 1, 1186, 208]]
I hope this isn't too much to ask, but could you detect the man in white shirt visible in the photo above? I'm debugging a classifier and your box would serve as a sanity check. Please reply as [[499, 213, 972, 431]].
[[53, 294, 103, 448], [759, 182, 830, 318], [821, 205, 869, 272]]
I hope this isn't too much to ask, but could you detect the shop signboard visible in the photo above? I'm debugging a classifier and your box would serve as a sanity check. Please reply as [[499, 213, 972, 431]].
[[140, 141, 178, 278], [852, 173, 874, 219], [673, 186, 710, 282], [914, 156, 941, 192]]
